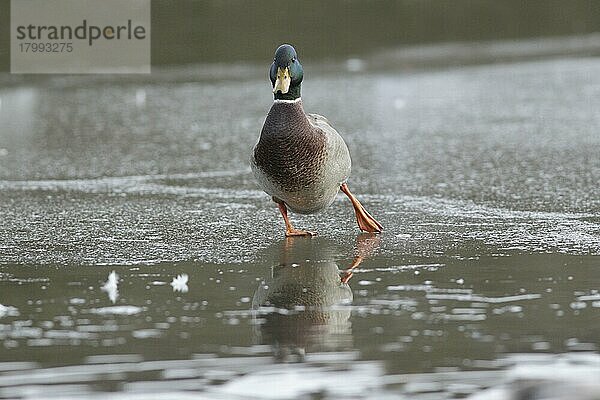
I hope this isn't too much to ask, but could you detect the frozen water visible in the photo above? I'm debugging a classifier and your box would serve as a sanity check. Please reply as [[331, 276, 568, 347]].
[[0, 39, 599, 399]]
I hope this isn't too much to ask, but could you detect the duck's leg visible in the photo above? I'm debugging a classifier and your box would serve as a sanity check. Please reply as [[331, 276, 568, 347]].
[[340, 183, 383, 233], [275, 200, 316, 237]]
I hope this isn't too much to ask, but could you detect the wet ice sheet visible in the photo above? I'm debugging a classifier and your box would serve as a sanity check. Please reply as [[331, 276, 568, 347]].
[[1, 57, 599, 265], [0, 353, 599, 399], [0, 249, 598, 397], [0, 255, 599, 399], [0, 176, 598, 265], [1, 57, 600, 207]]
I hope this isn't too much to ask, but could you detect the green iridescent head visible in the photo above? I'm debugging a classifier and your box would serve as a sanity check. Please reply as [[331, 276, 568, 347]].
[[270, 44, 303, 101]]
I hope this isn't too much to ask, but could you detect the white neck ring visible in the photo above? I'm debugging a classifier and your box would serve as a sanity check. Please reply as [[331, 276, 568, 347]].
[[273, 97, 301, 104]]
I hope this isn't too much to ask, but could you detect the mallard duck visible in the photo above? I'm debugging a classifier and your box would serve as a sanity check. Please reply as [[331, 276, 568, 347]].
[[251, 44, 383, 237]]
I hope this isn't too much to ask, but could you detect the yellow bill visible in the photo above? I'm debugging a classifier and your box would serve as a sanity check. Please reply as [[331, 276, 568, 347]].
[[273, 67, 291, 94]]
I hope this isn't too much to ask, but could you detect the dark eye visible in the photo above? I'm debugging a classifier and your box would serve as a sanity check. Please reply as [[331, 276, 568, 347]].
[[292, 58, 296, 63]]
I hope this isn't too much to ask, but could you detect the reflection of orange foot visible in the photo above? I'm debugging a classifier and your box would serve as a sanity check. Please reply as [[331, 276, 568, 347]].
[[341, 253, 363, 283], [285, 228, 316, 237], [356, 233, 381, 257], [276, 201, 316, 238], [340, 268, 355, 284], [341, 233, 381, 283], [340, 183, 383, 233]]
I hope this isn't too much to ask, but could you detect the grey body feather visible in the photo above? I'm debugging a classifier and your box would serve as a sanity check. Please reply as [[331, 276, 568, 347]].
[[251, 100, 351, 214]]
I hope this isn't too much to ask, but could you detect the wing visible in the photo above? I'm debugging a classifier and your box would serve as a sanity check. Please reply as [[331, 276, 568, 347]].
[[306, 113, 352, 183], [307, 113, 334, 134]]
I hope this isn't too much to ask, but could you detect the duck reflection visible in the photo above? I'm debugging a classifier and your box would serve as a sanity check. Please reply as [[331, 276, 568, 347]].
[[252, 234, 380, 360]]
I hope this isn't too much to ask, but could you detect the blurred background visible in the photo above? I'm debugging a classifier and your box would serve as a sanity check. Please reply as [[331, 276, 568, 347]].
[[1, 0, 600, 69]]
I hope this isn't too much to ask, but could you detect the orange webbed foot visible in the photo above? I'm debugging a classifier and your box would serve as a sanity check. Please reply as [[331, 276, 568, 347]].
[[276, 201, 316, 238], [340, 183, 383, 233], [285, 228, 317, 237], [354, 203, 383, 233]]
